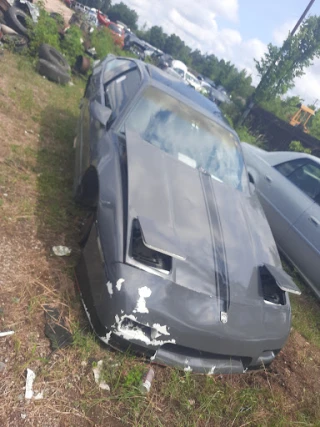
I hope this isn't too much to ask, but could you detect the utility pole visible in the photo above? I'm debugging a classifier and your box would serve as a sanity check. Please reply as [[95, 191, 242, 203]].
[[238, 0, 316, 126]]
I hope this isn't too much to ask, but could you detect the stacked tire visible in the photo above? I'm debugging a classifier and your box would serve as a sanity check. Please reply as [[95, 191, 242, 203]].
[[2, 7, 29, 52], [37, 44, 71, 85], [5, 7, 28, 36]]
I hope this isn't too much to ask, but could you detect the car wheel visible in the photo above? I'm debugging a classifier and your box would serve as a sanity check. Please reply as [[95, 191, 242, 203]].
[[5, 7, 29, 36], [38, 44, 71, 72], [37, 59, 71, 85]]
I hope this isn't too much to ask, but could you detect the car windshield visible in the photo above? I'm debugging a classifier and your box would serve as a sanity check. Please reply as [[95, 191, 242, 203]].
[[125, 86, 247, 191]]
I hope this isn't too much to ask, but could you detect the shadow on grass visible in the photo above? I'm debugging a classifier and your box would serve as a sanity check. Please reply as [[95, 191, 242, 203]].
[[35, 105, 87, 317]]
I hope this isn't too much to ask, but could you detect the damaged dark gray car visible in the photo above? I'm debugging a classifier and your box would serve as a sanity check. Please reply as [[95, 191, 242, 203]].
[[73, 55, 300, 374]]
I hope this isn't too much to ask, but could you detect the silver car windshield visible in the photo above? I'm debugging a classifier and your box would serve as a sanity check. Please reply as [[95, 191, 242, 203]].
[[125, 86, 248, 192]]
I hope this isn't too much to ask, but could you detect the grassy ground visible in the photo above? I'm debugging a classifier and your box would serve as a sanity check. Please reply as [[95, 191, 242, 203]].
[[1, 52, 320, 427]]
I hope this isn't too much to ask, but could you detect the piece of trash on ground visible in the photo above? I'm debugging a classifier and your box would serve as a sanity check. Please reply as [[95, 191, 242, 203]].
[[52, 246, 72, 257], [139, 367, 155, 393], [44, 306, 73, 351], [0, 361, 6, 372], [0, 331, 14, 337], [92, 360, 110, 391], [34, 391, 44, 400], [25, 368, 36, 399]]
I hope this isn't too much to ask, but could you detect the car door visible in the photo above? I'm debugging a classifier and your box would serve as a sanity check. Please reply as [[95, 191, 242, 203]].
[[278, 161, 320, 295], [250, 156, 313, 242]]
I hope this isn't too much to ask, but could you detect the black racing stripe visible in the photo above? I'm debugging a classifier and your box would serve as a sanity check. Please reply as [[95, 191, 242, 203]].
[[200, 172, 230, 313]]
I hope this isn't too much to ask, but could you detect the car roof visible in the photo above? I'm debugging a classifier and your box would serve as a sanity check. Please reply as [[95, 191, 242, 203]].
[[241, 142, 320, 166]]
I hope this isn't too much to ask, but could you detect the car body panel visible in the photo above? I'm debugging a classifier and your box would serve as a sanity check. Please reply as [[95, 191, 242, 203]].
[[242, 142, 320, 297]]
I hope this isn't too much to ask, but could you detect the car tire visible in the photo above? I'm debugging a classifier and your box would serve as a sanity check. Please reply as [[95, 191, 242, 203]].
[[37, 59, 71, 85], [38, 44, 71, 72], [2, 34, 28, 52], [5, 7, 29, 36]]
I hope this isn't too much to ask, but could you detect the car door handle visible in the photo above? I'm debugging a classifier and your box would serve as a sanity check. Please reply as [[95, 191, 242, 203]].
[[265, 175, 272, 183], [309, 216, 320, 226]]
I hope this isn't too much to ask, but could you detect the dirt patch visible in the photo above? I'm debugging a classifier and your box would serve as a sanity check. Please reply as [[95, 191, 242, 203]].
[[37, 0, 73, 24]]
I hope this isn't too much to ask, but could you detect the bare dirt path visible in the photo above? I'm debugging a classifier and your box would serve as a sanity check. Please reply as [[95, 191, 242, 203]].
[[37, 0, 73, 23]]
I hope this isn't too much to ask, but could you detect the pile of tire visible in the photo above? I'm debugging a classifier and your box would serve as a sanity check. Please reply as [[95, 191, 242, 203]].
[[37, 44, 71, 85], [0, 6, 29, 52]]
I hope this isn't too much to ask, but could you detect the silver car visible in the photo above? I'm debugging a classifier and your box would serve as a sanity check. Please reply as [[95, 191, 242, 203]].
[[242, 142, 320, 297]]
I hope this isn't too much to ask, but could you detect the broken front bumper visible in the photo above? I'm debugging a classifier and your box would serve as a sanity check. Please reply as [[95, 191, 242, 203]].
[[75, 225, 286, 374]]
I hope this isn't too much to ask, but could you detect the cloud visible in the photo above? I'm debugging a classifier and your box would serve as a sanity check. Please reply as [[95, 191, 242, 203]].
[[272, 19, 297, 45], [124, 1, 318, 102], [125, 0, 265, 78], [125, 0, 239, 26], [292, 58, 320, 104]]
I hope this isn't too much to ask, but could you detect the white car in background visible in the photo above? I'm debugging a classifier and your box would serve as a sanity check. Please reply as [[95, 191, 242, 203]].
[[170, 60, 202, 91]]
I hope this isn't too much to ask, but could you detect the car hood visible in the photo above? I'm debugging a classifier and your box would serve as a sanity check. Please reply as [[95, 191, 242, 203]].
[[124, 130, 281, 309]]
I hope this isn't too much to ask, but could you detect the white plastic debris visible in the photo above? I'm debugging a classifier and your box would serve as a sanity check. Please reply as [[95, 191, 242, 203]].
[[92, 360, 110, 391], [52, 246, 72, 257], [34, 391, 44, 400], [25, 369, 36, 399], [0, 331, 14, 337], [21, 414, 27, 420]]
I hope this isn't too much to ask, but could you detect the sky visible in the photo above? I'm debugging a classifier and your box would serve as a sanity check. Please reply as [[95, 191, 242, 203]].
[[123, 0, 320, 103]]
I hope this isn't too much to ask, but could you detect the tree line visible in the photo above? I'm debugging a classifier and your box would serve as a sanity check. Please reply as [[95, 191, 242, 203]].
[[77, 2, 320, 142]]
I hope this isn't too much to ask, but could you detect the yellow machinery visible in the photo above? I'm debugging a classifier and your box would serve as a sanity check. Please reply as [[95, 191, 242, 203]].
[[290, 104, 315, 133]]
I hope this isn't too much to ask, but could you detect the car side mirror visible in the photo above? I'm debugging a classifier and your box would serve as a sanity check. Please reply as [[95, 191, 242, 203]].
[[90, 100, 112, 127]]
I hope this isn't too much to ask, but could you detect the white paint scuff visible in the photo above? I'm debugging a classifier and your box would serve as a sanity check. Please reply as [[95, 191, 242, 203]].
[[113, 313, 176, 346], [116, 278, 125, 291], [133, 286, 152, 313], [152, 324, 170, 338], [106, 281, 113, 297], [92, 360, 110, 391], [25, 369, 36, 399]]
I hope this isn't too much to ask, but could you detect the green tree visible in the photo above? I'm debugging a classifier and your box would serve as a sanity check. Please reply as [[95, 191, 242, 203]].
[[255, 15, 320, 102], [309, 110, 320, 139], [148, 26, 167, 51], [107, 2, 138, 30]]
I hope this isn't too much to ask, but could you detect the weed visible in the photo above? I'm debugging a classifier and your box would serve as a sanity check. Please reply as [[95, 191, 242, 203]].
[[90, 27, 123, 59], [60, 25, 84, 67], [123, 365, 144, 389], [71, 321, 99, 358], [27, 9, 61, 57]]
